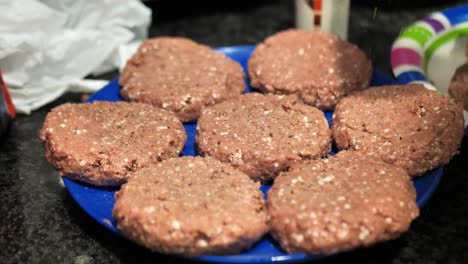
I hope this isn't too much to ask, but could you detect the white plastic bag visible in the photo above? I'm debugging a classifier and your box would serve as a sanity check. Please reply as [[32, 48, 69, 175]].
[[0, 0, 151, 114]]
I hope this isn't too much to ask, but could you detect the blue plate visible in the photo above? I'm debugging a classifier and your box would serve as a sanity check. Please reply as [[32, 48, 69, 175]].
[[64, 45, 443, 263]]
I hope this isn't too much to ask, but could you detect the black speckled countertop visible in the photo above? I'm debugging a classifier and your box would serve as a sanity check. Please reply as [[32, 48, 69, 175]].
[[1, 1, 467, 263]]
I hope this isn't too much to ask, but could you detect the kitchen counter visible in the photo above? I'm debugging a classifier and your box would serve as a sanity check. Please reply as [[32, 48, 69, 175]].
[[1, 1, 467, 263]]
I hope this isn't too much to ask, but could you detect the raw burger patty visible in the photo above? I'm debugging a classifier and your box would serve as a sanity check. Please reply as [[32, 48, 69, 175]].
[[268, 151, 419, 254], [120, 37, 246, 122], [196, 93, 331, 182], [40, 101, 186, 186], [248, 29, 372, 110], [113, 156, 268, 256], [332, 84, 464, 176], [448, 62, 468, 110]]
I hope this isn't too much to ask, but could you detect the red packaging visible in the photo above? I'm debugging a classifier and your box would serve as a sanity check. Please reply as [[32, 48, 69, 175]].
[[0, 68, 15, 135]]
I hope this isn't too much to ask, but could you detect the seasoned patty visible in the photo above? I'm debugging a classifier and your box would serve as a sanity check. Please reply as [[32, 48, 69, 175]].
[[448, 62, 468, 110], [196, 93, 331, 182], [332, 84, 464, 176], [248, 29, 372, 110], [40, 102, 186, 186], [113, 156, 268, 256], [120, 37, 246, 122], [268, 151, 419, 254]]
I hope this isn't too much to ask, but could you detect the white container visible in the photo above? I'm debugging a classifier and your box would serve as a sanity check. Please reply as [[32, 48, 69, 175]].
[[295, 0, 350, 39]]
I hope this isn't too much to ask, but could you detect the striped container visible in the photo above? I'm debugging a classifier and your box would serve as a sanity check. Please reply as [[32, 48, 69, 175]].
[[391, 5, 468, 128]]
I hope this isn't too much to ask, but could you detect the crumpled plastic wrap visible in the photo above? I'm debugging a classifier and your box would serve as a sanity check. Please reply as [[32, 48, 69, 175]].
[[0, 0, 151, 114]]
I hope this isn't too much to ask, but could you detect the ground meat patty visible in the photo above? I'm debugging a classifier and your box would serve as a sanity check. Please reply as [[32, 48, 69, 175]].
[[196, 93, 331, 182], [113, 156, 268, 256], [40, 102, 186, 186], [268, 151, 419, 255], [448, 62, 468, 110], [248, 29, 372, 110], [332, 84, 464, 176], [119, 37, 246, 122]]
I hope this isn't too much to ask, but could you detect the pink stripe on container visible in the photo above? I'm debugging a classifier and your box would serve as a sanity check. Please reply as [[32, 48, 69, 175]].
[[391, 47, 422, 69]]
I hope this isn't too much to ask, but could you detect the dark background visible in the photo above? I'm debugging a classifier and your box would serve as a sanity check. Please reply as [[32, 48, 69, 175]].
[[1, 1, 468, 263]]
